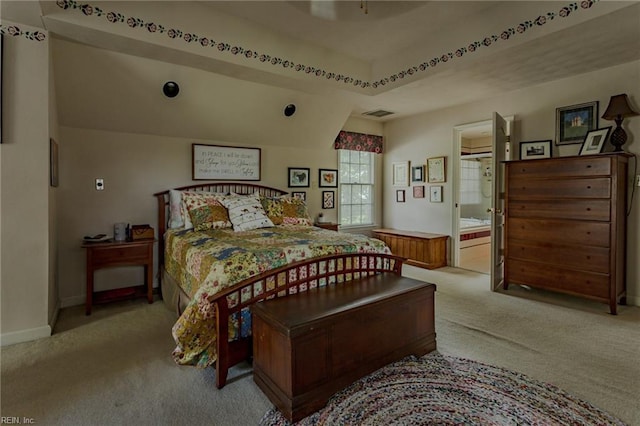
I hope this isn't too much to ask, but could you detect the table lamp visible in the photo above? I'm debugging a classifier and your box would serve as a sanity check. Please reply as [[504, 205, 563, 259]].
[[601, 94, 639, 151]]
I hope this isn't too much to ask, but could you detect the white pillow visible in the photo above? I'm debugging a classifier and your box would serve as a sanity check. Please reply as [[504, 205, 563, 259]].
[[168, 189, 185, 229], [220, 193, 274, 232]]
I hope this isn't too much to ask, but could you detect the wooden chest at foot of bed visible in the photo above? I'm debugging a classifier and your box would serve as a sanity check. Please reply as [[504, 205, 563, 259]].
[[251, 274, 437, 423]]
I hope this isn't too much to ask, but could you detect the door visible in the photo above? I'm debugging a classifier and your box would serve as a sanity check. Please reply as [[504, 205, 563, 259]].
[[490, 112, 508, 291]]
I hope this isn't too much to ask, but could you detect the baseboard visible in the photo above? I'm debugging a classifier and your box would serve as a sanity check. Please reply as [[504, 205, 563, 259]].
[[1, 325, 52, 347], [626, 294, 639, 308], [60, 295, 85, 308]]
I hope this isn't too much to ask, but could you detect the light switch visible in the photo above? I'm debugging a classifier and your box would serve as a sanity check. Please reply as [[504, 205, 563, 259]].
[[96, 178, 104, 191]]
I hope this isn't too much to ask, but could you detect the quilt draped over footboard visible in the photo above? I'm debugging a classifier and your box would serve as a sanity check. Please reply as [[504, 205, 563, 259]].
[[165, 225, 391, 367]]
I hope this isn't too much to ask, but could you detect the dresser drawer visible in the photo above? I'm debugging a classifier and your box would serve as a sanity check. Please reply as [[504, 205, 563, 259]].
[[507, 156, 611, 178], [90, 244, 150, 266], [506, 259, 609, 300], [507, 177, 610, 199], [507, 199, 610, 221], [507, 218, 610, 247], [507, 239, 610, 274]]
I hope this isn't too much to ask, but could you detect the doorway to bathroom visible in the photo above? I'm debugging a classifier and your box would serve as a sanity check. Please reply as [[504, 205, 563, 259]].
[[457, 121, 493, 274], [452, 115, 512, 280], [453, 121, 493, 274]]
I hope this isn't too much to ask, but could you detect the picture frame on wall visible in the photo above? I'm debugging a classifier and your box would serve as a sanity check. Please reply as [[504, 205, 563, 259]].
[[288, 167, 310, 187], [318, 169, 338, 187], [430, 185, 443, 203], [411, 165, 424, 182], [519, 140, 552, 160], [1, 35, 3, 144], [50, 138, 59, 187], [192, 144, 261, 180], [322, 191, 335, 209], [427, 157, 446, 183], [392, 161, 409, 187], [291, 191, 306, 201], [579, 127, 611, 156], [396, 189, 406, 203], [555, 101, 598, 145], [413, 185, 425, 198]]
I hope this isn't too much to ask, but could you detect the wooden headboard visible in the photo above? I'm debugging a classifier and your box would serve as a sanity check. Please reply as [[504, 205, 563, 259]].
[[153, 182, 288, 268]]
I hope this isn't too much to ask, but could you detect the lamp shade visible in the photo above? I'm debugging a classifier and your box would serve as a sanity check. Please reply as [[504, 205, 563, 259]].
[[602, 94, 639, 120]]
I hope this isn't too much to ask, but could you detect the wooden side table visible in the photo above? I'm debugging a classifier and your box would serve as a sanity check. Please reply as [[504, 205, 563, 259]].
[[314, 222, 339, 232], [82, 239, 155, 315]]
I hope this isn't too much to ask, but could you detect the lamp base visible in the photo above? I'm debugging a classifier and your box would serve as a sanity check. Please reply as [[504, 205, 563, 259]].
[[609, 120, 627, 152]]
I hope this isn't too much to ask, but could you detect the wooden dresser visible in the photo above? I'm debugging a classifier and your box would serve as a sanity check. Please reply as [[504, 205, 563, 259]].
[[504, 153, 629, 314], [252, 274, 436, 422], [372, 229, 448, 269]]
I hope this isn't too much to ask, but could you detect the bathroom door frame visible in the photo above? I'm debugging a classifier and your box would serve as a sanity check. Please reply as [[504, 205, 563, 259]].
[[452, 116, 513, 272]]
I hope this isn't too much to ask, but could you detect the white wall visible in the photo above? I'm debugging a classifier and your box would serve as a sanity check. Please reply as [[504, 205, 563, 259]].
[[0, 23, 53, 343], [56, 127, 344, 307], [383, 60, 640, 306]]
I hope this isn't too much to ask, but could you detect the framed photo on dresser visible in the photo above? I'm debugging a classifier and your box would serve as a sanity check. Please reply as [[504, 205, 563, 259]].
[[579, 127, 611, 156]]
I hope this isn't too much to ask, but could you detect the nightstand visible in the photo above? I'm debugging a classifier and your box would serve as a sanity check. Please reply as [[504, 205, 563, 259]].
[[314, 222, 339, 232], [81, 239, 155, 315]]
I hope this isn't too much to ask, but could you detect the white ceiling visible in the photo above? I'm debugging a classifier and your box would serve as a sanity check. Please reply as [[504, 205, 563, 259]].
[[199, 0, 640, 120], [3, 0, 640, 124]]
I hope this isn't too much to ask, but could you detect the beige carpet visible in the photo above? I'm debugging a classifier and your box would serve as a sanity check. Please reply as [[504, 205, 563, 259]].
[[2, 266, 639, 425]]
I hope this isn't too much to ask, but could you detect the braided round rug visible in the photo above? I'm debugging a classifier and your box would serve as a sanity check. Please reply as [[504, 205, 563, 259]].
[[259, 352, 625, 426]]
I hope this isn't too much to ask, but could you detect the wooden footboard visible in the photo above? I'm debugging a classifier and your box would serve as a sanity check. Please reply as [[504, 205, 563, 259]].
[[211, 252, 405, 388]]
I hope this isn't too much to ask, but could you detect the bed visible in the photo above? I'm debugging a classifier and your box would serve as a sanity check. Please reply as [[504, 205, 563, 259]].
[[154, 182, 399, 388]]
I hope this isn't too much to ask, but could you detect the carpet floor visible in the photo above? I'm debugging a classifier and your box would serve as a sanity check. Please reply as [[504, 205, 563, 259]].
[[1, 265, 639, 425]]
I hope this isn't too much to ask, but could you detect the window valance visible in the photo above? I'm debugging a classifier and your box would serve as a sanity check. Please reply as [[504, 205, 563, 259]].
[[334, 131, 383, 154]]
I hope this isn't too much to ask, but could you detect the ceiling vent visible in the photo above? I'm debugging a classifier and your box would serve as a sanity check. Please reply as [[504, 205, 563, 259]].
[[362, 109, 394, 118]]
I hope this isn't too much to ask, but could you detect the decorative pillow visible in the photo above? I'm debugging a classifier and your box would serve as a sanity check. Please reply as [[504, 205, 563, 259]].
[[260, 196, 284, 225], [221, 193, 274, 231], [182, 192, 232, 231], [168, 189, 185, 229], [282, 197, 312, 226]]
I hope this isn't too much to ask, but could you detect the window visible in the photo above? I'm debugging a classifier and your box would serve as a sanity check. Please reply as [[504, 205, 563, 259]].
[[339, 150, 374, 226]]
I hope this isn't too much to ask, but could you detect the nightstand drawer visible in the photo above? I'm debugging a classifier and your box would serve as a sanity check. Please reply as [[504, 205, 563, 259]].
[[90, 244, 150, 266]]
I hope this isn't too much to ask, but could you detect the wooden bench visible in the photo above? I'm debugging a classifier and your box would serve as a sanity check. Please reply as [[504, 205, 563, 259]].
[[252, 273, 437, 422], [373, 228, 448, 269]]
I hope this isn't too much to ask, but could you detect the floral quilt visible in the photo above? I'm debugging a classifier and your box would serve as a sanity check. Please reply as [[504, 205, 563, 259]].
[[165, 225, 390, 367]]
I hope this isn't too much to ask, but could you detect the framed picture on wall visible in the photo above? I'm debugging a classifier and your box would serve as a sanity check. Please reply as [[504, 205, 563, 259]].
[[396, 189, 406, 203], [392, 161, 409, 187], [555, 101, 598, 145], [411, 165, 424, 182], [319, 169, 338, 187], [1, 34, 3, 144], [413, 185, 425, 198], [322, 191, 335, 209], [427, 157, 446, 183], [430, 185, 443, 203], [50, 138, 59, 187], [288, 167, 310, 187], [291, 191, 306, 201]]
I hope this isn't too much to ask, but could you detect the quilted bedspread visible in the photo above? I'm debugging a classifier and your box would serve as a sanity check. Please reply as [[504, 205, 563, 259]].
[[165, 225, 390, 367]]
